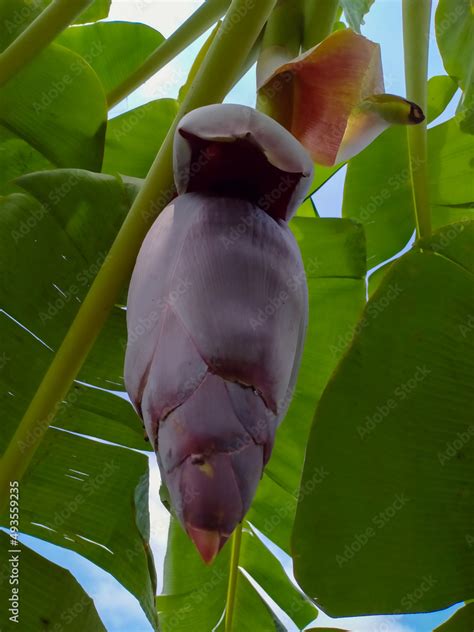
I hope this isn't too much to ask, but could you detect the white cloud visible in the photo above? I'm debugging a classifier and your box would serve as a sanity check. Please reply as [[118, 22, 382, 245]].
[[108, 1, 201, 38], [92, 578, 150, 631]]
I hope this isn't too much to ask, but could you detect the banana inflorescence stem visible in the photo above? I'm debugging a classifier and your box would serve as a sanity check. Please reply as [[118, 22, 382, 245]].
[[402, 0, 432, 239], [225, 523, 243, 632]]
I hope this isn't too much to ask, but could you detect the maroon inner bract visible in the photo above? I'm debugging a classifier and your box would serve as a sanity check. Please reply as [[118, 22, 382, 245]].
[[179, 130, 303, 221]]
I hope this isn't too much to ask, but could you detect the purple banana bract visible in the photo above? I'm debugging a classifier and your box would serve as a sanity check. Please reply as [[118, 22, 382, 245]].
[[125, 104, 313, 563]]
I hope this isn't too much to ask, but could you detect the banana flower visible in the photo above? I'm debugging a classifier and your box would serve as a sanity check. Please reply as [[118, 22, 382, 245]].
[[125, 104, 313, 563]]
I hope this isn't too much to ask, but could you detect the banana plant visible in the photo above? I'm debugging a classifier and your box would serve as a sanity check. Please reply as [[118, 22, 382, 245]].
[[0, 0, 472, 631]]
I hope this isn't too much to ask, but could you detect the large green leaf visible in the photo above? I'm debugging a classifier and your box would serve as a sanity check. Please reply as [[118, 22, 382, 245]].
[[457, 76, 474, 134], [266, 217, 367, 495], [436, 0, 474, 133], [427, 118, 474, 230], [0, 531, 106, 631], [57, 21, 165, 98], [0, 171, 158, 627], [11, 169, 143, 388], [0, 126, 51, 194], [293, 221, 474, 615], [340, 0, 375, 32], [239, 526, 315, 629], [343, 118, 474, 267], [103, 99, 179, 177], [0, 430, 157, 629], [2, 172, 130, 352], [0, 0, 111, 50], [56, 382, 151, 451], [427, 75, 458, 123], [0, 44, 106, 170], [436, 0, 473, 85], [157, 518, 313, 631], [247, 472, 297, 554], [156, 519, 229, 631], [434, 602, 474, 632], [75, 0, 110, 24], [429, 119, 473, 206], [0, 171, 146, 449], [0, 311, 147, 456], [342, 127, 414, 268]]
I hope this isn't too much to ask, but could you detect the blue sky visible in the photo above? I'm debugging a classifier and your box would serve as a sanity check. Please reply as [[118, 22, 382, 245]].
[[18, 1, 464, 631]]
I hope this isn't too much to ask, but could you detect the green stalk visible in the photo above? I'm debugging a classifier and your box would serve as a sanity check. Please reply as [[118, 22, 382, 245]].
[[256, 0, 303, 88], [0, 0, 276, 509], [180, 21, 263, 103], [107, 0, 231, 108], [236, 31, 265, 86], [302, 0, 339, 51], [403, 0, 432, 239], [225, 523, 243, 632], [0, 0, 93, 87], [178, 20, 222, 102]]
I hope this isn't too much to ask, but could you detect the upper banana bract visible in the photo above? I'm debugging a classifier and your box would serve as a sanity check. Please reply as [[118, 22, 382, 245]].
[[257, 29, 425, 166], [125, 104, 313, 563]]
